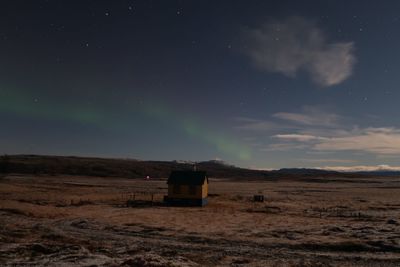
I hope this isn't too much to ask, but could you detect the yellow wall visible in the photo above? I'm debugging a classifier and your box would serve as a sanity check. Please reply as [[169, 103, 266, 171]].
[[168, 180, 208, 199], [201, 180, 208, 198]]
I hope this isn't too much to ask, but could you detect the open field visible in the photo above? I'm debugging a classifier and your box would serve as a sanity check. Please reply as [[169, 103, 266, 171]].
[[1, 174, 400, 266]]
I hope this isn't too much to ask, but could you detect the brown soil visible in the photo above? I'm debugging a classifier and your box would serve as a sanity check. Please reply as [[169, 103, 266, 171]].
[[1, 174, 400, 266]]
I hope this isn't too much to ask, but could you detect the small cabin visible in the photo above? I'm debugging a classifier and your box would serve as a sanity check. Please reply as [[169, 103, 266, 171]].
[[164, 171, 208, 206]]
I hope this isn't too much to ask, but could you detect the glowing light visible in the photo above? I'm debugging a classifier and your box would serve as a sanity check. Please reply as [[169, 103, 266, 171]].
[[0, 88, 251, 160]]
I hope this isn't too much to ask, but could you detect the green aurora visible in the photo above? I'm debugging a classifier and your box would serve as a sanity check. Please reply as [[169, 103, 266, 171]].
[[0, 89, 251, 161]]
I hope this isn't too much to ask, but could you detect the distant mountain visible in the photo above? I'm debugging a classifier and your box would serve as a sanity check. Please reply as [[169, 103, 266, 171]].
[[0, 154, 399, 179], [273, 168, 340, 175], [352, 170, 400, 176]]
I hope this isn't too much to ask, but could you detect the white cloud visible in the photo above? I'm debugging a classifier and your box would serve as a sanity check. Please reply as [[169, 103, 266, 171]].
[[242, 16, 356, 87], [273, 127, 400, 155], [272, 106, 340, 127], [261, 143, 307, 151], [234, 116, 284, 131], [235, 106, 340, 134], [314, 127, 400, 154], [236, 107, 400, 157], [273, 134, 327, 142], [301, 158, 357, 164]]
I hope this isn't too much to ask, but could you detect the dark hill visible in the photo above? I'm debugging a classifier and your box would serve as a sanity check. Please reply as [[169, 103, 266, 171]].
[[0, 154, 397, 180], [0, 155, 268, 179]]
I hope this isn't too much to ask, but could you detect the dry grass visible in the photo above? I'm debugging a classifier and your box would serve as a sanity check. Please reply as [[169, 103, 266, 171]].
[[1, 174, 400, 266]]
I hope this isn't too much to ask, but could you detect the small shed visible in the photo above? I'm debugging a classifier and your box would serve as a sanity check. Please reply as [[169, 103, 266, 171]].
[[164, 171, 208, 206]]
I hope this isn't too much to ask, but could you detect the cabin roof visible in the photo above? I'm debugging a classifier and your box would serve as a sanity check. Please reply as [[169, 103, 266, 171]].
[[168, 171, 208, 185]]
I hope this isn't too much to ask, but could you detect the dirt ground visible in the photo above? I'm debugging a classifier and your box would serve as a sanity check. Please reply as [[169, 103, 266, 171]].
[[1, 174, 400, 266]]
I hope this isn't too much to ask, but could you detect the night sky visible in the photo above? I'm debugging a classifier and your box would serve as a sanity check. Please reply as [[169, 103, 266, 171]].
[[2, 0, 400, 170]]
